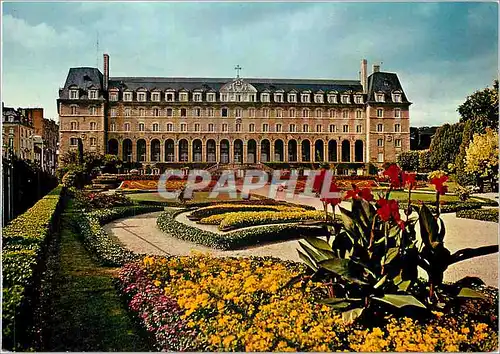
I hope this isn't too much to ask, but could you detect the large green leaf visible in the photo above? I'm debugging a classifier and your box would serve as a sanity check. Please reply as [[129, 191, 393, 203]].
[[318, 258, 369, 285], [374, 274, 388, 289], [297, 249, 318, 272], [299, 241, 329, 263], [341, 307, 364, 323], [437, 217, 446, 243], [457, 287, 487, 299], [319, 297, 363, 309], [373, 294, 426, 309], [339, 206, 365, 245], [418, 204, 440, 248], [304, 236, 333, 252], [382, 247, 399, 266]]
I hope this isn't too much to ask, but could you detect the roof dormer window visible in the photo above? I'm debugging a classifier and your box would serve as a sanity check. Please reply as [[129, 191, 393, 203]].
[[124, 92, 132, 102], [354, 95, 363, 104], [301, 93, 310, 103], [261, 93, 270, 102], [89, 90, 98, 99], [288, 93, 297, 103], [193, 93, 202, 102], [327, 94, 337, 104], [392, 93, 402, 103], [69, 89, 79, 99], [314, 94, 324, 103], [137, 92, 146, 102], [151, 92, 160, 102], [166, 92, 175, 102], [341, 95, 350, 104], [179, 92, 188, 102], [109, 92, 118, 101], [376, 93, 385, 102], [274, 93, 283, 103], [207, 93, 215, 102]]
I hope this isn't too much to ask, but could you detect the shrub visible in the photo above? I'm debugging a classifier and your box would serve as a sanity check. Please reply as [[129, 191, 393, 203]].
[[218, 210, 325, 231], [455, 185, 471, 201], [427, 201, 496, 213], [418, 150, 432, 172], [2, 185, 64, 351], [73, 205, 164, 266], [73, 190, 133, 210], [456, 208, 499, 223], [397, 151, 420, 171], [157, 209, 324, 250]]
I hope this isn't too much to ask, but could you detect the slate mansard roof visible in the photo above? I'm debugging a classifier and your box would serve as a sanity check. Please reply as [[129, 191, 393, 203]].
[[59, 67, 410, 104]]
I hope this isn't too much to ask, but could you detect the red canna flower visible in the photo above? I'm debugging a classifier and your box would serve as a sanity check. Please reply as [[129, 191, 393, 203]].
[[345, 187, 359, 200], [358, 188, 374, 202], [430, 175, 448, 195], [376, 198, 402, 223], [383, 164, 403, 188], [403, 172, 417, 190]]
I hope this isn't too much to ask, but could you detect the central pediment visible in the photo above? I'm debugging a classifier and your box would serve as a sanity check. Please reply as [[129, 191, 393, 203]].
[[219, 78, 257, 93]]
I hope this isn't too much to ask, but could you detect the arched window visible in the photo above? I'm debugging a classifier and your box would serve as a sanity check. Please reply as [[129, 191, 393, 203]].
[[139, 123, 145, 132], [166, 123, 173, 132], [70, 121, 78, 130], [152, 123, 159, 132]]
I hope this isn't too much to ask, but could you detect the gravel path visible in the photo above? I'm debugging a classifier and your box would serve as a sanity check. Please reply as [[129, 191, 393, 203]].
[[105, 196, 498, 287]]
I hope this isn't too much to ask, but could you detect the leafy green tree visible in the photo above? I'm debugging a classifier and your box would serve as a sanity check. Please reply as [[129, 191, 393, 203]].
[[397, 151, 420, 172], [429, 123, 464, 171], [418, 150, 431, 172], [465, 128, 499, 191], [455, 120, 476, 186], [458, 80, 498, 132]]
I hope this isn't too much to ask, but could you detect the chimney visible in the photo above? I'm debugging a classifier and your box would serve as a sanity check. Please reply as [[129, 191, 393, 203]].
[[103, 53, 109, 91], [372, 64, 380, 73], [360, 59, 368, 93]]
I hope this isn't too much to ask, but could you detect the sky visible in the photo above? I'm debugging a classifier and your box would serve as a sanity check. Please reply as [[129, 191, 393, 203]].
[[2, 1, 498, 126]]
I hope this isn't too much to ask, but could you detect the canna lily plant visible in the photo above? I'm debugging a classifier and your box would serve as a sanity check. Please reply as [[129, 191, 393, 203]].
[[293, 164, 499, 323]]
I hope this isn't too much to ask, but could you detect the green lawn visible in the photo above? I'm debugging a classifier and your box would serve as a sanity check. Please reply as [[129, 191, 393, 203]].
[[383, 190, 461, 203], [128, 191, 254, 203], [45, 211, 151, 351]]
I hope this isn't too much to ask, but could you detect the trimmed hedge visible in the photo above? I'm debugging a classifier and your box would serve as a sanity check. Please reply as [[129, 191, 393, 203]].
[[427, 200, 498, 214], [2, 185, 64, 351], [189, 204, 304, 221], [456, 208, 499, 223], [73, 205, 165, 267], [156, 209, 325, 250]]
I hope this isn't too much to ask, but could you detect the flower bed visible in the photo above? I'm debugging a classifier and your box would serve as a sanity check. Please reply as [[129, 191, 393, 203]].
[[2, 185, 64, 350], [117, 254, 498, 352], [217, 210, 325, 231], [157, 209, 324, 249], [73, 190, 133, 210], [73, 205, 165, 266], [189, 203, 305, 221], [456, 208, 499, 223]]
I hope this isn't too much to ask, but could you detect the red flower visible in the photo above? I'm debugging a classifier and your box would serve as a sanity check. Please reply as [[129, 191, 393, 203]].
[[403, 172, 417, 190], [313, 169, 327, 194], [345, 187, 359, 200], [376, 198, 402, 223], [430, 175, 448, 195], [383, 164, 402, 188], [358, 188, 374, 202]]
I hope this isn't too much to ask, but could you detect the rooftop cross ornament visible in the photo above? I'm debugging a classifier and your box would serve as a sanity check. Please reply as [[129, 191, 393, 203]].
[[234, 65, 242, 78]]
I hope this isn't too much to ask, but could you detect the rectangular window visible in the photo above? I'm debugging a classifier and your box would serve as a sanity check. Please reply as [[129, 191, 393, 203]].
[[235, 108, 242, 118], [138, 93, 146, 102], [327, 95, 337, 104], [124, 92, 132, 101], [208, 108, 214, 117], [376, 93, 385, 102], [276, 109, 282, 118], [90, 137, 97, 146], [90, 122, 97, 130], [208, 124, 214, 132], [301, 94, 310, 103], [180, 123, 187, 132], [262, 124, 269, 132], [221, 94, 228, 102], [221, 108, 228, 117], [195, 108, 201, 117], [167, 123, 173, 132], [89, 90, 97, 99], [377, 124, 384, 132], [377, 109, 383, 118], [329, 124, 336, 133], [341, 95, 350, 104], [110, 123, 116, 131], [314, 94, 324, 103], [70, 122, 78, 130], [249, 123, 255, 132], [152, 92, 160, 101], [139, 108, 145, 116], [152, 123, 159, 132], [248, 108, 255, 117], [356, 125, 362, 133], [395, 139, 402, 148], [70, 106, 78, 115], [329, 110, 335, 118], [354, 95, 363, 104], [89, 107, 97, 115], [222, 123, 228, 132], [139, 123, 145, 131], [193, 93, 202, 102], [395, 108, 401, 118], [377, 138, 384, 147], [302, 109, 309, 118], [393, 94, 402, 103], [205, 93, 214, 102], [289, 124, 296, 132], [166, 93, 174, 102], [110, 92, 118, 101], [124, 123, 130, 131], [235, 123, 241, 132], [289, 109, 295, 118], [263, 109, 269, 118], [315, 109, 322, 118], [194, 123, 200, 132], [355, 110, 363, 119], [180, 93, 188, 102], [343, 125, 349, 133], [180, 108, 187, 117], [303, 124, 309, 132], [274, 93, 283, 103], [288, 94, 296, 103], [342, 110, 349, 119], [276, 124, 282, 132], [70, 137, 78, 145], [316, 124, 322, 132], [261, 93, 270, 102], [395, 124, 401, 132], [378, 152, 384, 162], [70, 90, 79, 99]]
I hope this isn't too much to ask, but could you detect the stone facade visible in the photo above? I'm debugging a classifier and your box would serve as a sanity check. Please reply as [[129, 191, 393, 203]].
[[2, 104, 34, 160], [58, 55, 411, 171]]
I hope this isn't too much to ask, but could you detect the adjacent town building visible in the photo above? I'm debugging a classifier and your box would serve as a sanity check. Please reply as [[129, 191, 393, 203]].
[[57, 54, 411, 173], [2, 104, 59, 173]]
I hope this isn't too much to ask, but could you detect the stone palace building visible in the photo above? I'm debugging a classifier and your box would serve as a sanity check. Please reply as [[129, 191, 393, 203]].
[[58, 55, 410, 172]]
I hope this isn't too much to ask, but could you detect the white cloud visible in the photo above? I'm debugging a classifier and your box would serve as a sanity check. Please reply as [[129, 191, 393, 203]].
[[3, 14, 85, 50]]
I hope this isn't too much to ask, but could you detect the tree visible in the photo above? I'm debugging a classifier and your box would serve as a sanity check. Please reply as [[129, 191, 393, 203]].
[[397, 151, 420, 171], [458, 80, 498, 132], [455, 120, 476, 186], [465, 128, 499, 191], [418, 150, 431, 172], [429, 123, 464, 171]]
